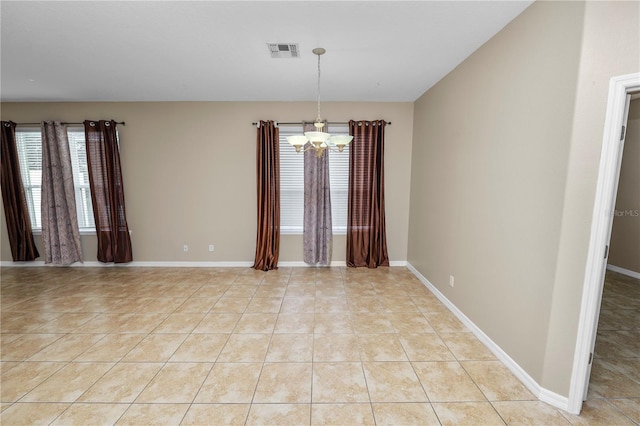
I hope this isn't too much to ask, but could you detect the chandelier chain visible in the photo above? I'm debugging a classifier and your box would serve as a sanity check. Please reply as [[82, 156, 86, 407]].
[[283, 48, 353, 157], [316, 52, 322, 123]]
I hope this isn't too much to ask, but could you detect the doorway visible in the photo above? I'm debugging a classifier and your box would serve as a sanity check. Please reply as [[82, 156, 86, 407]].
[[568, 73, 640, 414]]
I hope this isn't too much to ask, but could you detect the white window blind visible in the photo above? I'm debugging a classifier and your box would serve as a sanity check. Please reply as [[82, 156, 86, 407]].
[[15, 129, 42, 229], [15, 127, 95, 231], [279, 127, 304, 234], [279, 125, 350, 235], [328, 130, 350, 234], [67, 129, 95, 229]]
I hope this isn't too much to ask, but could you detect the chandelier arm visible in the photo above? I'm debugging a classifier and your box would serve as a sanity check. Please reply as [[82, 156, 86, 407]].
[[306, 144, 339, 152]]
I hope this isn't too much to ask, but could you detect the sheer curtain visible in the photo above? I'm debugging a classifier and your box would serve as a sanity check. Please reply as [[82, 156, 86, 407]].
[[84, 120, 133, 263], [41, 121, 83, 265], [0, 121, 40, 261], [346, 120, 389, 268], [303, 121, 332, 266], [253, 120, 280, 271]]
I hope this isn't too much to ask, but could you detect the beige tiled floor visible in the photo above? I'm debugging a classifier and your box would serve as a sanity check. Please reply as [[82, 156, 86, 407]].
[[582, 270, 640, 424], [0, 266, 636, 425]]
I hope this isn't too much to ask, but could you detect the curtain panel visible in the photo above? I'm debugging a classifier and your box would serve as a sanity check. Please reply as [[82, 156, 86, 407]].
[[84, 120, 133, 263], [41, 121, 83, 265], [253, 120, 280, 271], [346, 120, 389, 268], [0, 121, 40, 261], [303, 121, 333, 266]]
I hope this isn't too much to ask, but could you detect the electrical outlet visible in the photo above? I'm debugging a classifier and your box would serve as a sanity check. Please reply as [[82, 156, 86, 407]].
[[449, 275, 455, 288], [208, 244, 214, 252], [183, 245, 188, 252]]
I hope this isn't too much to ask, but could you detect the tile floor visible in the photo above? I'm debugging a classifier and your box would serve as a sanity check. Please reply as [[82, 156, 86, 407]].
[[0, 266, 637, 425], [584, 269, 640, 424]]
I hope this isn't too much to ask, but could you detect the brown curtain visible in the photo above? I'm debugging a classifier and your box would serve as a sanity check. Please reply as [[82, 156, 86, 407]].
[[41, 122, 83, 265], [84, 120, 132, 263], [0, 121, 40, 261], [346, 120, 389, 268], [303, 121, 332, 266], [253, 120, 280, 271]]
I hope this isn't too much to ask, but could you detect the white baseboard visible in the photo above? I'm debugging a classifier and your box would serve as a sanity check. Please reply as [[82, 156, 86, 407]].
[[129, 261, 255, 268], [606, 264, 640, 280], [406, 262, 570, 413], [277, 261, 349, 267], [1, 260, 407, 268], [539, 387, 571, 412], [0, 260, 255, 268]]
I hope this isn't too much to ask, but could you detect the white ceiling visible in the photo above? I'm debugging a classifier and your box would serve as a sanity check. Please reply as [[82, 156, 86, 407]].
[[1, 0, 533, 102]]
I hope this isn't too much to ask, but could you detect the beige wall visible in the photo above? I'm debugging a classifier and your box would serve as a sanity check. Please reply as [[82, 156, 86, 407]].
[[409, 0, 587, 395], [408, 0, 639, 398], [608, 98, 640, 273], [542, 0, 639, 396], [0, 101, 414, 264]]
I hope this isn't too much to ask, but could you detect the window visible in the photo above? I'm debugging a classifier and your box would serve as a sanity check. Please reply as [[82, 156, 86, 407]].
[[279, 125, 350, 234], [15, 127, 95, 232]]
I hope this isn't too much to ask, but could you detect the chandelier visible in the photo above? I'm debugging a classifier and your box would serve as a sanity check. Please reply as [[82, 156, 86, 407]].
[[286, 48, 353, 158]]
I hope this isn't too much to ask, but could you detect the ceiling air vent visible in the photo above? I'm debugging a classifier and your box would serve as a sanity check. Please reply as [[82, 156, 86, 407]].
[[267, 43, 299, 58]]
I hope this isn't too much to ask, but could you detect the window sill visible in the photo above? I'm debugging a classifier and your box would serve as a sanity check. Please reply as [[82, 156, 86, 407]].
[[32, 229, 96, 236], [281, 229, 346, 236]]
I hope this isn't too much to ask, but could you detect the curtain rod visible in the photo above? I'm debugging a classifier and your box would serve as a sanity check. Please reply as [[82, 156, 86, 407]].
[[252, 121, 391, 126], [11, 121, 126, 127]]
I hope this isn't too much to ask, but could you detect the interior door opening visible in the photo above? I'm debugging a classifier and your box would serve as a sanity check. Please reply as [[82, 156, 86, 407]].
[[567, 73, 640, 413], [568, 73, 640, 415]]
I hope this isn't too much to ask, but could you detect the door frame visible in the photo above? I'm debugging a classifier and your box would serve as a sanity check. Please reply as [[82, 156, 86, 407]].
[[567, 72, 640, 414]]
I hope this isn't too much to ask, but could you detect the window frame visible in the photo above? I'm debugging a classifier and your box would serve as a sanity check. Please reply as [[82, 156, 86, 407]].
[[15, 126, 96, 235], [278, 124, 350, 235]]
